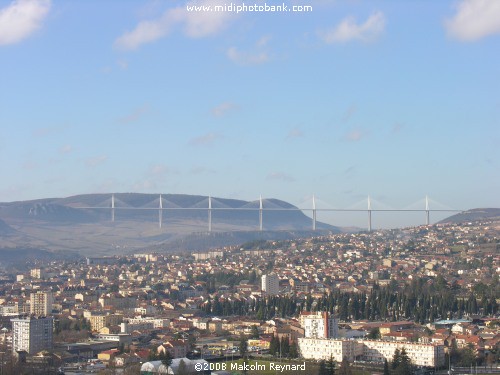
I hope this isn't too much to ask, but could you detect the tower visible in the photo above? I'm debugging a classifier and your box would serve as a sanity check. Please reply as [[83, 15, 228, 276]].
[[367, 195, 372, 232], [208, 195, 212, 233], [259, 195, 263, 231], [312, 194, 317, 231], [11, 316, 53, 355], [111, 193, 115, 222], [159, 194, 163, 228], [425, 195, 430, 225], [30, 290, 53, 316], [261, 274, 279, 295]]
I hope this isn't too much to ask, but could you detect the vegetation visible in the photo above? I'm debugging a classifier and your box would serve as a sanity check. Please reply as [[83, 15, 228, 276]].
[[200, 277, 498, 323], [391, 348, 413, 375], [338, 357, 352, 375], [239, 335, 248, 359]]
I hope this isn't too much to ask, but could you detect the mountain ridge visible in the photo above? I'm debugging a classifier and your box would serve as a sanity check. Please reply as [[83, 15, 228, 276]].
[[0, 193, 339, 255], [438, 208, 500, 224]]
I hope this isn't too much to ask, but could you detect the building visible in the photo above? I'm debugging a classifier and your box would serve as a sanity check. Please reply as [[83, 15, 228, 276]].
[[261, 274, 279, 295], [192, 250, 223, 260], [298, 338, 445, 367], [87, 313, 123, 332], [300, 311, 338, 339], [360, 339, 445, 367], [11, 316, 53, 355], [158, 340, 190, 358], [98, 294, 136, 311], [30, 291, 53, 316], [298, 338, 363, 362], [30, 268, 46, 279]]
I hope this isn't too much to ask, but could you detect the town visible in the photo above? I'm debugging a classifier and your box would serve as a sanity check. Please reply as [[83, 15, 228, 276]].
[[0, 219, 498, 374]]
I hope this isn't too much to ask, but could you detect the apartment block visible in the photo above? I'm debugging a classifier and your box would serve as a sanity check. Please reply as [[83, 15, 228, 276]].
[[11, 316, 53, 355]]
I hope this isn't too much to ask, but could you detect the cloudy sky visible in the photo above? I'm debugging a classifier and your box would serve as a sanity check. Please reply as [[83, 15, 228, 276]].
[[0, 0, 499, 228]]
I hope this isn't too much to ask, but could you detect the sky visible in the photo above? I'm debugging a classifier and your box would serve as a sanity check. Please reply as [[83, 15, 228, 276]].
[[0, 0, 499, 229]]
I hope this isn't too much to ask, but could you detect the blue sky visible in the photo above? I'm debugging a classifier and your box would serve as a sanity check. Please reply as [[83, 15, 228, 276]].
[[0, 0, 499, 228]]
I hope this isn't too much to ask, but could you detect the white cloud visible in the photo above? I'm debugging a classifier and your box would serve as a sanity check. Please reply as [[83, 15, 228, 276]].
[[212, 102, 237, 117], [117, 59, 128, 70], [227, 46, 269, 66], [345, 129, 365, 142], [181, 0, 234, 38], [22, 161, 37, 170], [267, 172, 295, 182], [319, 11, 385, 44], [286, 128, 304, 140], [227, 35, 272, 65], [392, 122, 404, 133], [131, 164, 178, 192], [190, 166, 215, 175], [114, 13, 173, 50], [150, 164, 176, 176], [0, 0, 51, 46], [115, 0, 235, 50], [132, 179, 158, 191], [60, 145, 72, 154], [256, 35, 271, 47], [32, 125, 68, 137], [189, 132, 221, 146], [342, 104, 357, 122], [445, 0, 500, 41], [85, 155, 108, 168], [118, 104, 149, 124]]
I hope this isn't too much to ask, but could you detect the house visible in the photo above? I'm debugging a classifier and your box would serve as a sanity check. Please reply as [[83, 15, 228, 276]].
[[97, 348, 120, 362], [158, 340, 189, 358], [114, 352, 141, 367]]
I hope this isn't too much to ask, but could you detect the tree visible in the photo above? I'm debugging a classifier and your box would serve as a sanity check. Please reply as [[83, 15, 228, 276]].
[[281, 336, 290, 357], [188, 334, 197, 350], [392, 348, 401, 370], [318, 360, 329, 375], [289, 340, 299, 358], [393, 348, 412, 375], [249, 270, 257, 284], [383, 359, 390, 375], [337, 357, 352, 375], [269, 335, 279, 356], [367, 327, 381, 339], [250, 325, 260, 339], [108, 283, 118, 293], [148, 346, 158, 361], [159, 350, 173, 368], [325, 355, 336, 375], [239, 335, 248, 359], [177, 359, 188, 375], [456, 346, 476, 367]]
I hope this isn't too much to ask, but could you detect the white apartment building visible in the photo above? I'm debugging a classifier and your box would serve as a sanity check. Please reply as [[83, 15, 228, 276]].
[[120, 317, 169, 333], [360, 339, 445, 368], [11, 316, 53, 355], [261, 274, 279, 295], [127, 317, 169, 329], [300, 311, 339, 339], [298, 338, 445, 367], [298, 338, 363, 362], [30, 291, 53, 316], [30, 268, 46, 279]]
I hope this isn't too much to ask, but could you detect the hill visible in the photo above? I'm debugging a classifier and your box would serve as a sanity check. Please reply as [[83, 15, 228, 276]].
[[439, 208, 500, 224], [0, 193, 339, 255], [0, 218, 15, 235]]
